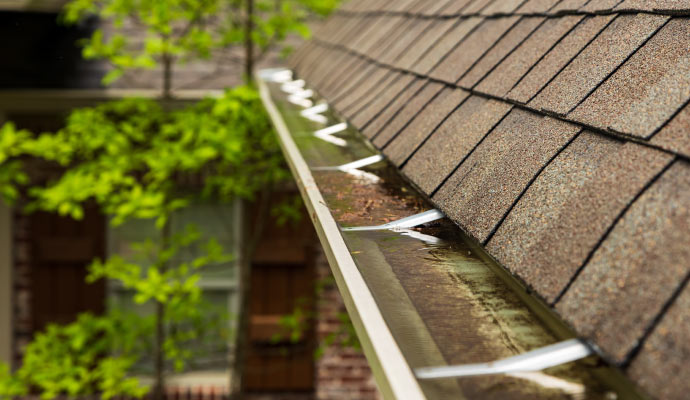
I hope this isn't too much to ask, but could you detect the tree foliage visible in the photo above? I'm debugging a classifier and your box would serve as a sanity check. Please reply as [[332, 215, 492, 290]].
[[0, 224, 233, 399], [0, 87, 286, 399], [0, 86, 287, 225], [61, 0, 340, 86]]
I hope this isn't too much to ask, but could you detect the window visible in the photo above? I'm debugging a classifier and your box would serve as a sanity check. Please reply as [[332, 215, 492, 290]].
[[107, 201, 241, 374]]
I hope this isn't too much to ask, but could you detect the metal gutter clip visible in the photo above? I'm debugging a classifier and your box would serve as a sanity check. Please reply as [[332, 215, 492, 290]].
[[288, 92, 314, 108], [342, 209, 445, 232], [314, 122, 348, 146], [415, 339, 593, 380], [282, 79, 314, 107], [301, 103, 329, 124], [312, 155, 384, 183], [281, 79, 305, 93], [268, 69, 293, 83], [312, 155, 384, 172], [398, 229, 443, 245]]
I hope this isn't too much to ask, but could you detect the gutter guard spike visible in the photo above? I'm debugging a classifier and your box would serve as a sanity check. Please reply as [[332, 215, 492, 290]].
[[338, 154, 384, 171], [342, 209, 445, 232], [315, 133, 347, 147], [305, 114, 328, 124], [314, 123, 349, 147], [312, 155, 384, 172], [399, 229, 443, 245], [415, 339, 593, 380], [268, 69, 293, 83], [301, 103, 329, 124], [281, 79, 305, 93], [301, 103, 329, 117], [315, 122, 347, 136], [288, 94, 313, 108], [312, 155, 384, 183]]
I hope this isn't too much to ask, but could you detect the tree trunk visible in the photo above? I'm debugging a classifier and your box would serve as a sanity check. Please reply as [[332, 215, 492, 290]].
[[244, 0, 255, 82], [153, 220, 171, 400]]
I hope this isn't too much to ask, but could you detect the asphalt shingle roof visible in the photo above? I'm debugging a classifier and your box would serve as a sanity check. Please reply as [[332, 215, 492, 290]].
[[290, 1, 690, 398]]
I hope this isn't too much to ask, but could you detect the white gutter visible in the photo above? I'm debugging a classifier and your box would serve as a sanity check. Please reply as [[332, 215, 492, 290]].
[[258, 69, 427, 400]]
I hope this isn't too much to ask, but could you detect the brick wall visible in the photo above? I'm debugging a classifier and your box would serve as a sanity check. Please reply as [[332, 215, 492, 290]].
[[10, 209, 380, 399], [12, 209, 32, 366], [313, 249, 380, 400]]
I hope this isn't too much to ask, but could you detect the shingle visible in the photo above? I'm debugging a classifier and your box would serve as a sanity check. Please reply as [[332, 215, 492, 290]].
[[346, 16, 379, 50], [389, 0, 420, 13], [460, 0, 495, 14], [350, 74, 417, 129], [323, 17, 361, 47], [651, 103, 690, 157], [362, 16, 408, 58], [327, 60, 377, 101], [384, 88, 470, 166], [369, 17, 419, 60], [330, 64, 382, 110], [290, 41, 316, 73], [615, 0, 690, 13], [476, 15, 584, 97], [358, 0, 386, 12], [320, 57, 369, 99], [362, 79, 427, 139], [437, 0, 475, 15], [579, 0, 624, 12], [556, 160, 689, 364], [288, 40, 315, 70], [313, 51, 357, 91], [379, 18, 436, 65], [529, 14, 668, 115], [628, 280, 690, 400], [372, 81, 445, 147], [429, 16, 521, 83], [410, 0, 455, 15], [396, 19, 458, 70], [487, 133, 673, 304], [458, 17, 546, 88], [506, 15, 615, 104], [338, 68, 394, 112], [323, 16, 358, 45], [307, 47, 339, 86], [480, 0, 529, 15], [515, 0, 562, 13], [403, 97, 513, 194], [350, 16, 392, 54], [569, 19, 690, 138], [404, 0, 426, 14], [411, 17, 484, 75], [341, 71, 400, 119], [433, 109, 580, 242], [550, 0, 589, 13]]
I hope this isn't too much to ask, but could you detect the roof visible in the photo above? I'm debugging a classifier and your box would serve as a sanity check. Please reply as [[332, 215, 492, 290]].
[[288, 1, 690, 398]]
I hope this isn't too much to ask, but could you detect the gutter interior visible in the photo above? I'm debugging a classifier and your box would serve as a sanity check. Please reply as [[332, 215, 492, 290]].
[[259, 70, 645, 400]]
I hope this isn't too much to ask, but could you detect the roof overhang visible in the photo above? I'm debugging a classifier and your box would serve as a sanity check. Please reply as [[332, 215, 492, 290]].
[[257, 68, 644, 400]]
